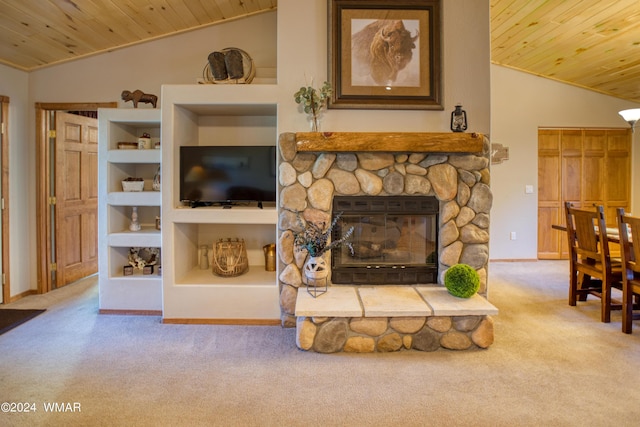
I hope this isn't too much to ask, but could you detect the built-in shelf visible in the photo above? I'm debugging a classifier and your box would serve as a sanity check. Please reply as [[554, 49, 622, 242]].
[[108, 149, 160, 163], [178, 267, 277, 286], [98, 108, 162, 313], [161, 84, 280, 322], [294, 132, 485, 153], [107, 191, 161, 206], [171, 206, 277, 224], [108, 229, 161, 247]]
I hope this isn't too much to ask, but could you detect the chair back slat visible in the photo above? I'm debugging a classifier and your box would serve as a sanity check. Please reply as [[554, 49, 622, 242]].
[[567, 202, 622, 324], [565, 202, 609, 265], [617, 208, 640, 274], [615, 207, 640, 333]]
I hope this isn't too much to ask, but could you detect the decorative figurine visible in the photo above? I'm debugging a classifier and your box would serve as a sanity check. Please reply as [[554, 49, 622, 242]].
[[129, 206, 141, 231], [121, 89, 158, 108]]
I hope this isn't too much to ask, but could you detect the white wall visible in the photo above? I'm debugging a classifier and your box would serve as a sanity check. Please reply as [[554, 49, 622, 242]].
[[277, 0, 491, 134], [18, 0, 490, 295], [28, 12, 277, 103], [10, 0, 637, 296], [489, 64, 640, 260], [17, 12, 277, 297], [0, 63, 31, 299]]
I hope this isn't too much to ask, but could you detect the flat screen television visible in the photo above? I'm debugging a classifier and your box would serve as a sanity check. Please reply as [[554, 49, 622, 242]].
[[179, 145, 276, 207]]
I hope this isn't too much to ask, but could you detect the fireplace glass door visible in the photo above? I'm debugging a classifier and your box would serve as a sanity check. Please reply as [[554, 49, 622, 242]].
[[332, 196, 438, 284]]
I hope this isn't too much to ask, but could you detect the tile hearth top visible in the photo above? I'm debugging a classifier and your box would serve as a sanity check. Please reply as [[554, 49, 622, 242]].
[[359, 286, 432, 317], [416, 287, 499, 316], [296, 286, 362, 317], [296, 285, 498, 318]]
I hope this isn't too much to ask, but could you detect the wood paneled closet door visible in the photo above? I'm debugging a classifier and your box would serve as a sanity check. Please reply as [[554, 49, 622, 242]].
[[537, 128, 630, 260], [55, 112, 99, 286]]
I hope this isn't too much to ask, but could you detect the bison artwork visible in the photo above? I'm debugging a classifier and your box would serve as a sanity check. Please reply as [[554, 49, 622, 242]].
[[351, 19, 420, 87]]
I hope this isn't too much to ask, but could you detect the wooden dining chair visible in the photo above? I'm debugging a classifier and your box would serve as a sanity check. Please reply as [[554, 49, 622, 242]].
[[564, 202, 622, 323], [615, 208, 640, 333]]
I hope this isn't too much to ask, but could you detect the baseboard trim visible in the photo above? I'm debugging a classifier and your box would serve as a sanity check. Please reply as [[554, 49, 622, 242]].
[[162, 318, 281, 326], [490, 259, 539, 262], [99, 309, 162, 316], [9, 289, 38, 303]]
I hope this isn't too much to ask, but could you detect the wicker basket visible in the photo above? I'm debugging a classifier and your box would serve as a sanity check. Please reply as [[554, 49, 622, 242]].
[[212, 238, 249, 277]]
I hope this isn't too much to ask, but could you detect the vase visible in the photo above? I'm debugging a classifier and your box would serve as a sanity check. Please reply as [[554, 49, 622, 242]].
[[304, 256, 329, 280], [199, 245, 209, 270], [129, 206, 141, 231], [152, 166, 161, 191], [304, 255, 328, 298], [307, 112, 323, 132]]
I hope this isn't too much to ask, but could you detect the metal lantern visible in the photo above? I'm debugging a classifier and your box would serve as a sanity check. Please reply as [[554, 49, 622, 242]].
[[450, 104, 468, 132]]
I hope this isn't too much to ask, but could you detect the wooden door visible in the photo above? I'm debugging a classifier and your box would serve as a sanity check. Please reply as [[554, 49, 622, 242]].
[[538, 130, 565, 259], [604, 129, 631, 223], [537, 128, 630, 259], [54, 112, 98, 287]]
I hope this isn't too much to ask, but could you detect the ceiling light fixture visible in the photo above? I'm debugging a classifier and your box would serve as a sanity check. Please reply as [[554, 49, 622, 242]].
[[618, 108, 640, 132]]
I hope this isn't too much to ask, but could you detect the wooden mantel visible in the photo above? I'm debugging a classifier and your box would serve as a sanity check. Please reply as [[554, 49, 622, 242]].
[[295, 132, 484, 153]]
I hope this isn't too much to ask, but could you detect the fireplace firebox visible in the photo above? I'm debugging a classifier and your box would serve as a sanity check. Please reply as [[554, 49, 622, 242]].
[[331, 196, 438, 285]]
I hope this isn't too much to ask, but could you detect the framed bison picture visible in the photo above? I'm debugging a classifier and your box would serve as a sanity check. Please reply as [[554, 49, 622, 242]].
[[328, 0, 442, 110]]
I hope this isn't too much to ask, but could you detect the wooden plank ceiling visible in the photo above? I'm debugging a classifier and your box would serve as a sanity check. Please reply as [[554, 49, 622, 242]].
[[491, 0, 640, 103], [0, 0, 275, 70], [1, 0, 639, 103]]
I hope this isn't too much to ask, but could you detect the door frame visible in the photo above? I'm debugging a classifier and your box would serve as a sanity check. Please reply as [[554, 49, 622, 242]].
[[0, 96, 9, 303], [35, 102, 116, 294]]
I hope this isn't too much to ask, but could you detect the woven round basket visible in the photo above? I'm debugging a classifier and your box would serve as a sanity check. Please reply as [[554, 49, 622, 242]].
[[211, 238, 249, 277]]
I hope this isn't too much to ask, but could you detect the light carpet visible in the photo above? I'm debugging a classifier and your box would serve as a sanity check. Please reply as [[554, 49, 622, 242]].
[[1, 262, 639, 427]]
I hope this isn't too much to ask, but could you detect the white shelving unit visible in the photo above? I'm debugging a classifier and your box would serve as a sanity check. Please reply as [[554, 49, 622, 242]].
[[98, 108, 162, 313], [161, 84, 280, 322]]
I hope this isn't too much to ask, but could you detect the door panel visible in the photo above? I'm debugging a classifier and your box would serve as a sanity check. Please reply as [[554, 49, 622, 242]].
[[537, 206, 563, 259], [582, 155, 604, 202], [55, 112, 98, 287], [537, 128, 631, 259], [538, 130, 563, 259], [562, 156, 582, 202]]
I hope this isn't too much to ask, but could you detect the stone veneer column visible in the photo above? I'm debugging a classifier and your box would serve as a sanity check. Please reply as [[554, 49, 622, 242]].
[[276, 133, 492, 327]]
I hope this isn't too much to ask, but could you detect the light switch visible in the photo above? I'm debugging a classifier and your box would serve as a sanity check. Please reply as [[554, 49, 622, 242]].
[[525, 185, 534, 194]]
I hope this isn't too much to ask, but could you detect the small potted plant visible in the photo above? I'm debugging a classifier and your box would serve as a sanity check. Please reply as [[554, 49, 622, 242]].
[[293, 80, 332, 132], [294, 211, 354, 281]]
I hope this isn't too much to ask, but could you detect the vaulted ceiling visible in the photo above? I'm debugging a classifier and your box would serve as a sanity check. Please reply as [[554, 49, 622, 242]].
[[0, 0, 276, 70], [491, 0, 640, 103], [1, 0, 639, 103]]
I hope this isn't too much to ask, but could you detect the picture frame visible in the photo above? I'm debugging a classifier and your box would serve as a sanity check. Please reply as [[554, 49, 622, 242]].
[[328, 0, 442, 110]]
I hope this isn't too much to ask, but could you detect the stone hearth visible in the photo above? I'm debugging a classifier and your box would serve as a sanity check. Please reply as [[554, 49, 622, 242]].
[[296, 286, 497, 352], [276, 132, 497, 352]]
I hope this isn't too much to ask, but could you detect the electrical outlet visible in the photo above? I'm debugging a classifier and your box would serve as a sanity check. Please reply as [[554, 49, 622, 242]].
[[510, 231, 517, 240]]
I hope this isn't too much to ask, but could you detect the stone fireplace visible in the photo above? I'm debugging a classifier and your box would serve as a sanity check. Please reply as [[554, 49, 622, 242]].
[[276, 132, 497, 352]]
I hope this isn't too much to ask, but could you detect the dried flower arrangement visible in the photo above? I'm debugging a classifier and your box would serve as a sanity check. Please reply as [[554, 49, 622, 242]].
[[294, 212, 354, 257]]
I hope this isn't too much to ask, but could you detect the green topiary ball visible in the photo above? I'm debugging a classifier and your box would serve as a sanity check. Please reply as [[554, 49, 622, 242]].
[[444, 264, 480, 298]]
